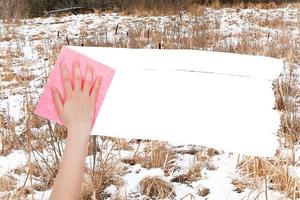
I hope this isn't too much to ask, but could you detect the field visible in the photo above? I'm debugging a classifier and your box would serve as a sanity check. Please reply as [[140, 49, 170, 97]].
[[0, 4, 300, 200]]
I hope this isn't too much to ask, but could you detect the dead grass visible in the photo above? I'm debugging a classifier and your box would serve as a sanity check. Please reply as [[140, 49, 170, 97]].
[[198, 187, 210, 197], [0, 114, 21, 156], [139, 176, 175, 199], [121, 141, 177, 176], [212, 0, 222, 9], [257, 18, 296, 29], [171, 162, 201, 184], [81, 161, 125, 199], [278, 112, 300, 147], [1, 1, 300, 19], [236, 50, 300, 198], [241, 157, 300, 198], [142, 141, 177, 175], [273, 61, 300, 148], [0, 176, 16, 192], [0, 186, 33, 200], [0, 5, 300, 199], [0, 34, 17, 42], [194, 148, 218, 171], [186, 4, 206, 16], [107, 137, 133, 151], [254, 2, 278, 9]]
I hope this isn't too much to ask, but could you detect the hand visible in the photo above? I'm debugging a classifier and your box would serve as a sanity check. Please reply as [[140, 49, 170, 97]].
[[51, 61, 101, 137]]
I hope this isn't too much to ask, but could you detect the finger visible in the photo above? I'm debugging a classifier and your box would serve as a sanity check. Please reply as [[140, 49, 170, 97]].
[[84, 65, 93, 95], [60, 63, 73, 96], [90, 77, 101, 101], [73, 61, 81, 92], [51, 86, 64, 117]]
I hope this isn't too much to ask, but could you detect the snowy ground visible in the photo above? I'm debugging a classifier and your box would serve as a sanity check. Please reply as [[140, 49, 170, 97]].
[[0, 6, 299, 200]]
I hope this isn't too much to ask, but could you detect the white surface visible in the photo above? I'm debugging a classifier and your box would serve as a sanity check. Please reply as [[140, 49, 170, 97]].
[[69, 46, 283, 80], [69, 46, 282, 157]]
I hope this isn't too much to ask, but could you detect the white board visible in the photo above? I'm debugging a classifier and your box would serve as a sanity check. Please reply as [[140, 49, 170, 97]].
[[69, 46, 283, 157]]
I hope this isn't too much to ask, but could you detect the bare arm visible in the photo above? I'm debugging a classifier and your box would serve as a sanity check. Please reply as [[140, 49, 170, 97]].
[[49, 62, 101, 200]]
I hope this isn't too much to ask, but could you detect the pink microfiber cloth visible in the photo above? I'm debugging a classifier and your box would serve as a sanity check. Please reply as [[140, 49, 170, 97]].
[[34, 46, 115, 127]]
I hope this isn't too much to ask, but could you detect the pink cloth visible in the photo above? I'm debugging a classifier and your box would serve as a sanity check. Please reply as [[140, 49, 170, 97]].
[[34, 46, 115, 128]]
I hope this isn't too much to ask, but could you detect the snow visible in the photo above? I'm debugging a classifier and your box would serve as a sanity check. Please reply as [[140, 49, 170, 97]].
[[198, 154, 240, 199], [34, 190, 52, 200], [288, 166, 300, 180], [0, 150, 27, 175], [174, 183, 204, 199], [0, 94, 24, 122], [121, 164, 165, 194], [0, 6, 299, 200]]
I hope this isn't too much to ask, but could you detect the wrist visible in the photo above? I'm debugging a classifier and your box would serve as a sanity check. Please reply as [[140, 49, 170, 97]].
[[67, 126, 91, 140], [65, 130, 90, 158]]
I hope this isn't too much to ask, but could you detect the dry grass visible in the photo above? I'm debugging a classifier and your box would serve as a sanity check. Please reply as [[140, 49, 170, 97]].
[[142, 141, 177, 175], [187, 4, 206, 17], [0, 114, 22, 156], [273, 60, 300, 148], [81, 137, 126, 199], [194, 148, 219, 171], [238, 157, 300, 198], [252, 2, 278, 9], [121, 141, 177, 176], [81, 161, 125, 199], [0, 34, 17, 42], [0, 176, 16, 192], [0, 0, 25, 19], [232, 178, 253, 193], [0, 4, 300, 199], [2, 0, 299, 19], [235, 46, 299, 198], [198, 187, 210, 197], [107, 137, 133, 151], [0, 0, 299, 19], [171, 162, 201, 184], [139, 176, 175, 199], [121, 6, 179, 17], [257, 18, 296, 29], [0, 186, 33, 200]]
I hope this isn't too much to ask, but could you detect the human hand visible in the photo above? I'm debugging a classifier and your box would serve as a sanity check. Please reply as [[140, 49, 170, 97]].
[[51, 62, 101, 138]]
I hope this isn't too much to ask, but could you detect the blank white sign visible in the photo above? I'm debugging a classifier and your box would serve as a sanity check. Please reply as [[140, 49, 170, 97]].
[[70, 46, 282, 157]]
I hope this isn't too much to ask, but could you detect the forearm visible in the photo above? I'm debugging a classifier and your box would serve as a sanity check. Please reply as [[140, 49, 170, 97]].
[[49, 63, 100, 199], [50, 129, 90, 200]]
